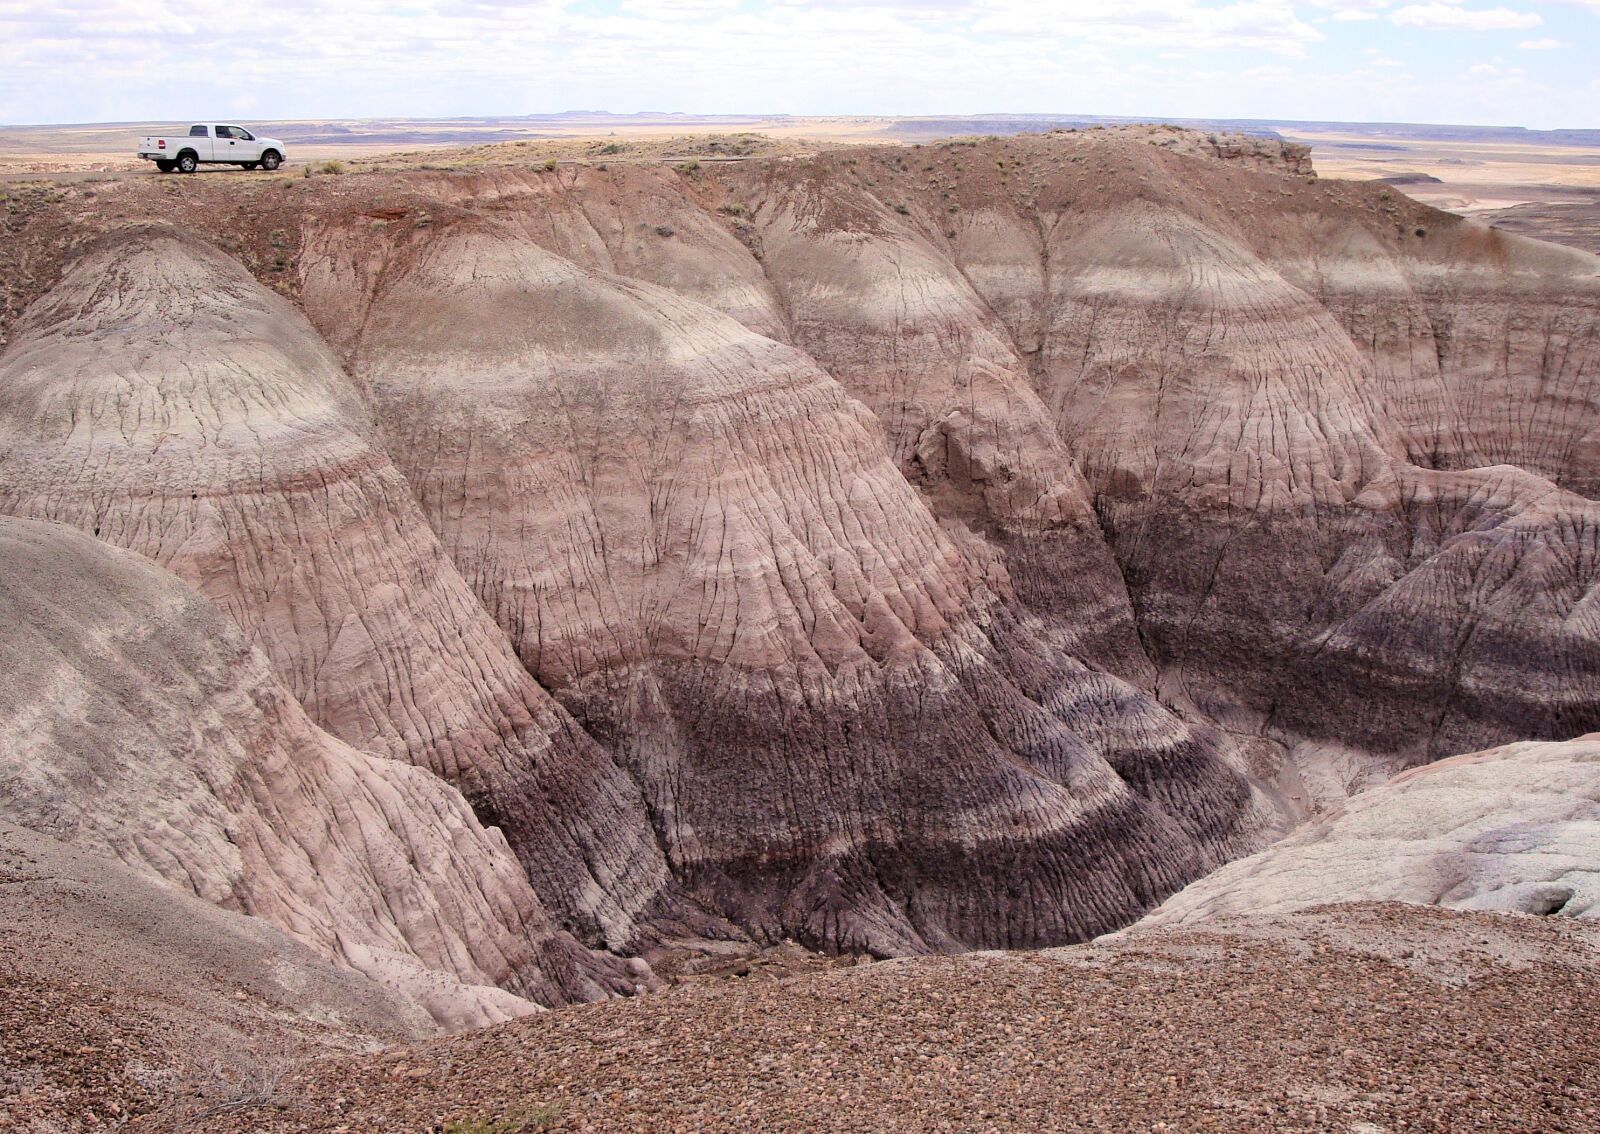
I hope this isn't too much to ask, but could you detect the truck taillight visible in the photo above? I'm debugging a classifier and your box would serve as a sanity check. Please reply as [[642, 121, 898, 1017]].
[[158, 140, 166, 149]]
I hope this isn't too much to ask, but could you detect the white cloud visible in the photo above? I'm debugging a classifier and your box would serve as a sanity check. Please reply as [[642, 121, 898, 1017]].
[[966, 1, 1323, 56], [1308, 0, 1389, 18], [619, 0, 741, 18], [0, 0, 1589, 127], [1389, 3, 1541, 30], [1516, 37, 1563, 49]]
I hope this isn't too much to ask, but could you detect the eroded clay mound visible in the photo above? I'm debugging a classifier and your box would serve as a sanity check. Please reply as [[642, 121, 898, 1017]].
[[298, 203, 1274, 954], [710, 157, 1154, 681], [0, 227, 681, 953], [0, 514, 651, 1023], [740, 136, 1600, 784], [1003, 181, 1600, 774], [1135, 733, 1600, 928]]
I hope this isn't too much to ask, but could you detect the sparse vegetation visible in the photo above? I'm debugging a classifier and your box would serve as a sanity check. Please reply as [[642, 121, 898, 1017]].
[[303, 160, 346, 177], [168, 1046, 295, 1123], [543, 159, 558, 171], [655, 225, 675, 238]]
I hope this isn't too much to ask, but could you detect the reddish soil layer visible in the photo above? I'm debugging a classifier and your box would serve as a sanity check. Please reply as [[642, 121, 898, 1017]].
[[180, 904, 1599, 1134]]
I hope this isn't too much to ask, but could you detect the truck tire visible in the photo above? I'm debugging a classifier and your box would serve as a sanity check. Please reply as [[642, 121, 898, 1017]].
[[155, 159, 176, 173], [260, 150, 282, 171], [176, 151, 198, 174]]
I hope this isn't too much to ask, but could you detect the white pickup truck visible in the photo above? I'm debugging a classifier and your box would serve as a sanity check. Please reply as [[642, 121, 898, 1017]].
[[137, 124, 286, 173]]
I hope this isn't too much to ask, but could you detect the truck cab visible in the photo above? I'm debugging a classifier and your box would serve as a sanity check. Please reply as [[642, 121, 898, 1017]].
[[137, 125, 286, 173]]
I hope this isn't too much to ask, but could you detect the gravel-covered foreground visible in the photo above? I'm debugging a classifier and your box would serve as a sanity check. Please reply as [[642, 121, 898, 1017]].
[[186, 903, 1598, 1134]]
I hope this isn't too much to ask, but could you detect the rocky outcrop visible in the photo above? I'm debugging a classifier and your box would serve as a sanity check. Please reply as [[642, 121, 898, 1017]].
[[0, 515, 641, 1025], [0, 228, 684, 955], [1198, 132, 1315, 178], [1136, 734, 1600, 927]]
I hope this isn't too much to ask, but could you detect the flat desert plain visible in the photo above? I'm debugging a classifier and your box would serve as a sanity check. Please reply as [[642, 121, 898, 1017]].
[[1282, 127, 1600, 253], [5, 113, 1597, 252]]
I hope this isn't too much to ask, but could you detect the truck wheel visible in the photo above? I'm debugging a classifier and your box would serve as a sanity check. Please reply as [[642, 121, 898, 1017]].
[[176, 152, 198, 174], [260, 150, 282, 171], [155, 159, 176, 173]]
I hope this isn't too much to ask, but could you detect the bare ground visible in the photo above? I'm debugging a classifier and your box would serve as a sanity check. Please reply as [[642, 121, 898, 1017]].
[[1481, 193, 1600, 255], [0, 824, 432, 1133], [173, 904, 1599, 1134]]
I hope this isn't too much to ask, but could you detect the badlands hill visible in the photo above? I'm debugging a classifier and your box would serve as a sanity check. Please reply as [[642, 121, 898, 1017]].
[[1, 127, 1599, 1126]]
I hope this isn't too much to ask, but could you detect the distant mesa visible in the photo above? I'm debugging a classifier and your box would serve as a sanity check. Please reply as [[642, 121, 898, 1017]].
[[1376, 171, 1445, 184]]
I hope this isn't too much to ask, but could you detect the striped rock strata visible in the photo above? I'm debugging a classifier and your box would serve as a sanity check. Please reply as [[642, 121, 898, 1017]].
[[0, 514, 641, 1026]]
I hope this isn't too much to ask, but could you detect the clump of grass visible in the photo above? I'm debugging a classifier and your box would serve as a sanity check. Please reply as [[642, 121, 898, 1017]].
[[717, 203, 746, 216], [655, 225, 675, 238], [303, 160, 345, 178], [599, 143, 626, 154], [890, 203, 910, 216], [676, 160, 701, 173], [543, 159, 558, 171]]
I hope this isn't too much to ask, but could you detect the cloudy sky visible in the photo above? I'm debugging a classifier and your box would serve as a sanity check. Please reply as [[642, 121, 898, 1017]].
[[2, 0, 1596, 128]]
